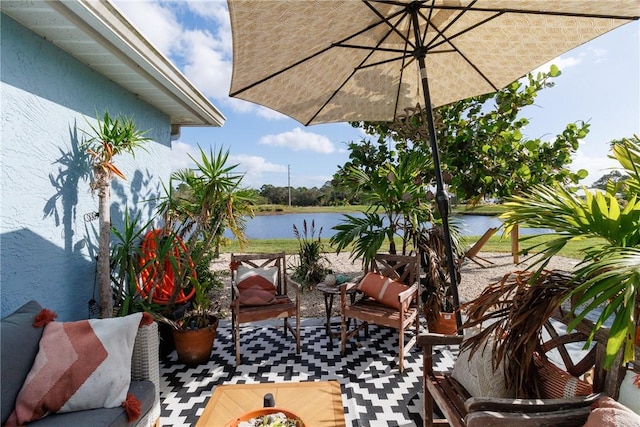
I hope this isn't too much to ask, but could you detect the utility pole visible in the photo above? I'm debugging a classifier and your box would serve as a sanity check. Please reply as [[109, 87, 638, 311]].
[[288, 164, 291, 206]]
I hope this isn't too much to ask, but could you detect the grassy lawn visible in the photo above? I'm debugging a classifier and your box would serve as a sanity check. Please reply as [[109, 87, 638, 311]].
[[234, 204, 594, 260], [220, 233, 597, 260]]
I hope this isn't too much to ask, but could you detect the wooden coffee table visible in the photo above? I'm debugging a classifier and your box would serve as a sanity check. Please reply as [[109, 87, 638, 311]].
[[196, 380, 346, 426]]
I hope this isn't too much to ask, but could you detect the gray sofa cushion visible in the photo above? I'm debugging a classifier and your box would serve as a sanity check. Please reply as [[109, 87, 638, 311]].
[[25, 380, 156, 427], [1, 300, 44, 425]]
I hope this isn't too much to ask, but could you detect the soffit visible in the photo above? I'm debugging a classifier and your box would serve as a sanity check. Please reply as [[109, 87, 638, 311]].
[[1, 0, 225, 127]]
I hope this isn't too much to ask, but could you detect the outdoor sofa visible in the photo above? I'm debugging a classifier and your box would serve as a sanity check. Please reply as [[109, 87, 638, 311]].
[[1, 300, 160, 426]]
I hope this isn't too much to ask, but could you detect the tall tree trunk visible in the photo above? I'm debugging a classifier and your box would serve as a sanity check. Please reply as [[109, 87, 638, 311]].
[[96, 169, 113, 318]]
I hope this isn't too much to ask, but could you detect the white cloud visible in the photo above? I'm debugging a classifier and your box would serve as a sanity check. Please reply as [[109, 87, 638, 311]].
[[257, 107, 289, 121], [112, 1, 183, 56], [533, 55, 581, 75], [181, 29, 232, 100], [228, 154, 287, 188], [185, 1, 233, 54], [170, 143, 288, 188], [113, 0, 276, 118], [259, 128, 336, 153], [571, 149, 621, 186], [170, 140, 199, 170]]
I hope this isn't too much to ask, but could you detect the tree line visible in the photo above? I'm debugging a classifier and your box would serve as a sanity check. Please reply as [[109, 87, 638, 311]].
[[256, 183, 360, 206]]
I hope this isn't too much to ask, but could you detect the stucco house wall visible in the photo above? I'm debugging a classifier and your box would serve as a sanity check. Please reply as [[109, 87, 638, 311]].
[[1, 14, 172, 320]]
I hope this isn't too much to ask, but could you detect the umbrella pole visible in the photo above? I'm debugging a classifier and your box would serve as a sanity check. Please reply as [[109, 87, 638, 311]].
[[419, 68, 463, 333], [411, 10, 463, 333]]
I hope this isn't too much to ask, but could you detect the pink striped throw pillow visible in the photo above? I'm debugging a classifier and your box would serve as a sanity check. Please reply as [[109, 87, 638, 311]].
[[6, 312, 144, 425]]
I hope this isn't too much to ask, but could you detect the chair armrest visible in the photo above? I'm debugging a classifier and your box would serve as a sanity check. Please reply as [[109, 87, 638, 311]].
[[418, 333, 464, 347], [131, 321, 160, 427], [465, 407, 592, 427], [230, 278, 239, 299], [465, 392, 604, 413], [285, 275, 302, 299], [285, 274, 302, 290], [340, 281, 359, 307], [341, 281, 359, 292], [131, 322, 160, 397], [398, 282, 418, 303]]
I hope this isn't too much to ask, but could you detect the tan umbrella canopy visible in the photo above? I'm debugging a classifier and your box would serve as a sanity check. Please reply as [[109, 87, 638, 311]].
[[227, 0, 639, 328]]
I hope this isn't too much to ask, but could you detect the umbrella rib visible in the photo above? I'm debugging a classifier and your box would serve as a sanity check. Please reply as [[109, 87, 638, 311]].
[[393, 20, 416, 122], [432, 4, 639, 21], [420, 6, 504, 92], [418, 0, 480, 49], [333, 43, 410, 55], [364, 0, 416, 50], [365, 4, 421, 122], [306, 5, 411, 125], [305, 41, 386, 126]]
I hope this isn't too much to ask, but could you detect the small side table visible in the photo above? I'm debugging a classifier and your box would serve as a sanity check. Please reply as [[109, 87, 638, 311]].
[[317, 283, 357, 349]]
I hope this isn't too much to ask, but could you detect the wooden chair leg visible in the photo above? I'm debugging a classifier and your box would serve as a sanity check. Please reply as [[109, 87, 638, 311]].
[[235, 319, 241, 366], [340, 312, 347, 356], [422, 344, 436, 427], [399, 325, 405, 373]]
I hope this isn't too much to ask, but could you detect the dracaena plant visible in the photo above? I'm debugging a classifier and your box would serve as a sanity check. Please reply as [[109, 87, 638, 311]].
[[500, 135, 640, 368], [84, 111, 149, 318], [150, 146, 256, 328]]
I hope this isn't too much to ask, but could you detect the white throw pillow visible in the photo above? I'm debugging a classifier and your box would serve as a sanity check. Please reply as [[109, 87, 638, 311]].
[[451, 340, 515, 398], [617, 369, 640, 415]]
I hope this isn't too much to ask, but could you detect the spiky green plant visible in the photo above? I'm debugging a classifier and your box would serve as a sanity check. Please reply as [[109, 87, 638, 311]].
[[291, 219, 330, 290]]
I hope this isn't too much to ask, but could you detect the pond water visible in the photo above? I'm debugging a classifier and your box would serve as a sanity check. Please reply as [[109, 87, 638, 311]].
[[224, 212, 551, 240]]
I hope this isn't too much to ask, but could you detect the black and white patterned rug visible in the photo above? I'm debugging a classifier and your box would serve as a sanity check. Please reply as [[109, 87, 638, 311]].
[[159, 320, 457, 426]]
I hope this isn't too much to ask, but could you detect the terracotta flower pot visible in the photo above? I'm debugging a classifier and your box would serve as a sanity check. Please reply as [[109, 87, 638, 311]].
[[171, 316, 219, 365], [427, 311, 458, 335]]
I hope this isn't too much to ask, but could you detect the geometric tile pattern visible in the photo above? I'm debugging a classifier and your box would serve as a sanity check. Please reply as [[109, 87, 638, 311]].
[[160, 322, 457, 426]]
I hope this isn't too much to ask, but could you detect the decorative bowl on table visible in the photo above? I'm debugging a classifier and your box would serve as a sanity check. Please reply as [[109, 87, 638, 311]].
[[225, 407, 305, 427]]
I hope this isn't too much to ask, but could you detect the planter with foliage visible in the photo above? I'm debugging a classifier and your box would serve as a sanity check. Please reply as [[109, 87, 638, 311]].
[[466, 135, 640, 391], [290, 220, 330, 291], [164, 268, 222, 365], [110, 146, 256, 363], [417, 225, 460, 333]]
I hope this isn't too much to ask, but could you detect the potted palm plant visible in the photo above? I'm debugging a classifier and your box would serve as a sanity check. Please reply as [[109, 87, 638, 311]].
[[165, 250, 223, 366], [290, 219, 330, 291], [331, 148, 462, 332], [108, 146, 256, 363], [84, 110, 149, 318], [488, 135, 640, 372], [149, 146, 255, 364], [330, 151, 436, 264], [416, 225, 460, 334]]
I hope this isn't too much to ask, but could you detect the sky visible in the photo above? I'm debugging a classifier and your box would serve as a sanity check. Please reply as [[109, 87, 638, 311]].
[[112, 1, 640, 190]]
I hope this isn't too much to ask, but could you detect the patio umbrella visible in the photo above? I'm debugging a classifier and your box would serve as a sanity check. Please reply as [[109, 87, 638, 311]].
[[227, 0, 639, 329]]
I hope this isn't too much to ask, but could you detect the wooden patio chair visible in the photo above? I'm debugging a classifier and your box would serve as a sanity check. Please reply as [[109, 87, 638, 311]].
[[460, 227, 497, 268], [418, 307, 632, 427], [340, 253, 420, 372], [230, 252, 301, 365]]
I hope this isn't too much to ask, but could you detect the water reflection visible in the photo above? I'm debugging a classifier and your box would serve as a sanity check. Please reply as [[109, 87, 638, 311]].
[[224, 213, 550, 240]]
